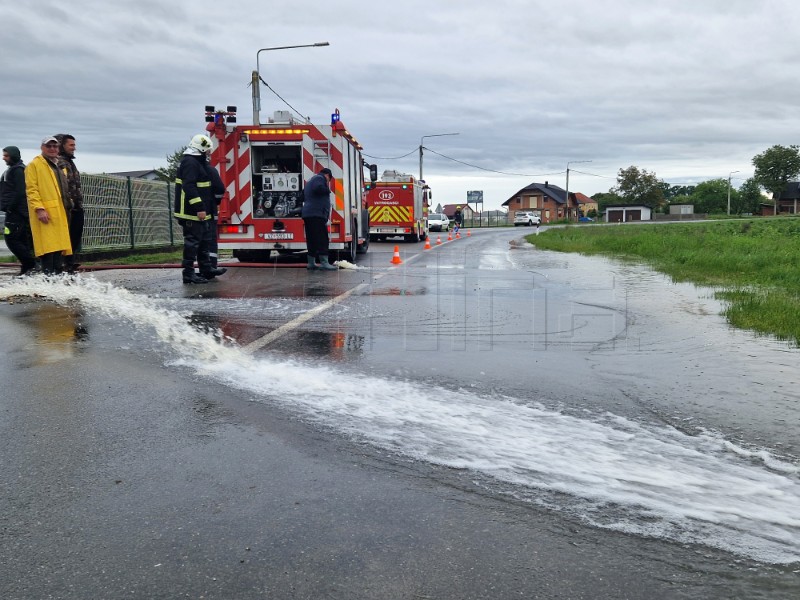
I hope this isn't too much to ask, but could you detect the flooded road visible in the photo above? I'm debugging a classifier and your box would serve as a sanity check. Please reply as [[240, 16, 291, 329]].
[[1, 227, 798, 599]]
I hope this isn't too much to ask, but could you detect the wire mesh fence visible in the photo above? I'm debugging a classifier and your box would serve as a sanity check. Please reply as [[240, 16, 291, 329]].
[[81, 174, 178, 251]]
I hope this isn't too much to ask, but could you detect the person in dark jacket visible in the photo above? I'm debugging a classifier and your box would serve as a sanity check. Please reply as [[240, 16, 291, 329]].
[[1, 146, 37, 275], [173, 134, 222, 284], [55, 134, 84, 273], [205, 157, 227, 276], [301, 167, 337, 270]]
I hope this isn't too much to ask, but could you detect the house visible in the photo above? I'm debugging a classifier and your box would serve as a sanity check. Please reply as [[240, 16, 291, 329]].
[[442, 203, 475, 221], [604, 204, 653, 223], [777, 181, 800, 214], [107, 169, 161, 181], [502, 181, 580, 223], [574, 192, 597, 217]]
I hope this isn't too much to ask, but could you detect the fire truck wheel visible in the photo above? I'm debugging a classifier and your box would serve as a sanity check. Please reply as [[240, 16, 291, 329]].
[[357, 235, 369, 254]]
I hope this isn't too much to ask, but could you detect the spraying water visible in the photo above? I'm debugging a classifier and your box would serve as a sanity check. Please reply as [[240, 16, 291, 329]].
[[1, 275, 798, 565]]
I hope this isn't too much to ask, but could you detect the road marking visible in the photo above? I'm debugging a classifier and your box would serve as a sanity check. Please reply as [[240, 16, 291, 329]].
[[240, 243, 442, 352]]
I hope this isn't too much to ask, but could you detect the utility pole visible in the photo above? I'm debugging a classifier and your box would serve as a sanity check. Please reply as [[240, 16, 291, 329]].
[[252, 42, 329, 125], [727, 170, 740, 215], [565, 160, 591, 221], [419, 133, 459, 181]]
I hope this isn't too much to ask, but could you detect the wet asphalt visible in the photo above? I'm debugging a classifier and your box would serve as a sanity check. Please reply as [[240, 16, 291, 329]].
[[1, 228, 798, 599]]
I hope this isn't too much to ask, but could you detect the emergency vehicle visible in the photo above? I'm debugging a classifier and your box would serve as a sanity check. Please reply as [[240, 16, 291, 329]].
[[205, 106, 372, 263], [365, 170, 430, 243]]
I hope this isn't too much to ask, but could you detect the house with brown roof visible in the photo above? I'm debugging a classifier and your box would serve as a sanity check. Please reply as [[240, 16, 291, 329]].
[[442, 203, 475, 221], [574, 192, 597, 217], [502, 181, 580, 223]]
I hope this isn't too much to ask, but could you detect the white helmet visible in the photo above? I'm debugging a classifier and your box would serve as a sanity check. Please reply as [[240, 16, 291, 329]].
[[189, 134, 213, 153]]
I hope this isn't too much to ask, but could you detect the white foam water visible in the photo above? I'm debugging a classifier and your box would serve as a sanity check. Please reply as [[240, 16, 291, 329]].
[[2, 275, 799, 565]]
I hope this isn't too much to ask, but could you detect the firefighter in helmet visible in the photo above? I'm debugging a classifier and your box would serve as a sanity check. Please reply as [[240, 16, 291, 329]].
[[453, 205, 463, 231], [173, 134, 226, 284]]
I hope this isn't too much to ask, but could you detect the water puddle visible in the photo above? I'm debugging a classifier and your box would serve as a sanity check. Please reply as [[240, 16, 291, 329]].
[[1, 275, 798, 565]]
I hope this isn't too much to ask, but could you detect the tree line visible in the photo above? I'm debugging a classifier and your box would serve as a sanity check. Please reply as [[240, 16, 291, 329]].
[[591, 144, 800, 215]]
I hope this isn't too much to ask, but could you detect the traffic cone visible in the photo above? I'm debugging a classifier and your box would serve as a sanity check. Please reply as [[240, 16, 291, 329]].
[[455, 231, 461, 239], [466, 229, 472, 237], [390, 245, 403, 265], [447, 231, 453, 241], [424, 237, 432, 250], [436, 236, 442, 245]]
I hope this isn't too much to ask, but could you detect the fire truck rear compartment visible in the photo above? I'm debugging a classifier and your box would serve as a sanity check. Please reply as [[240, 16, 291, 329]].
[[251, 144, 304, 219]]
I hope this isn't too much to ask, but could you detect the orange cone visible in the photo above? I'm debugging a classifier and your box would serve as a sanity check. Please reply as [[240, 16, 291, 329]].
[[424, 237, 432, 250], [436, 235, 442, 245], [455, 231, 461, 239], [390, 245, 403, 265], [447, 231, 453, 241], [466, 229, 471, 237]]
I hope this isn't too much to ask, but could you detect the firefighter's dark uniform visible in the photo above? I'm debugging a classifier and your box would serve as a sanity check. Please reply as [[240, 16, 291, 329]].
[[174, 153, 215, 283]]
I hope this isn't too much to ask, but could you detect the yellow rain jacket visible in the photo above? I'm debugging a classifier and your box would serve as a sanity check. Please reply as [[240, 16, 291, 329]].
[[25, 154, 72, 257]]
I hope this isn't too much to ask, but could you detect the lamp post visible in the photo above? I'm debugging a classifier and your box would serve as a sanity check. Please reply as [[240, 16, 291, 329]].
[[419, 133, 459, 181], [564, 160, 591, 221], [727, 170, 740, 216], [252, 42, 329, 125]]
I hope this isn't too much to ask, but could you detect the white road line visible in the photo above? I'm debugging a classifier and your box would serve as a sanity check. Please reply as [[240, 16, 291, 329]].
[[240, 241, 448, 353]]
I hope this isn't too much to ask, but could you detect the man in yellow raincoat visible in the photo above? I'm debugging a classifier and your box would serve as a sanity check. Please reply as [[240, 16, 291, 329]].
[[26, 136, 72, 274]]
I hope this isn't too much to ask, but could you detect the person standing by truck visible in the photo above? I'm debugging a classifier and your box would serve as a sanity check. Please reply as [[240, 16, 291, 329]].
[[1, 146, 37, 275], [55, 134, 84, 274], [25, 136, 72, 275], [301, 167, 337, 271]]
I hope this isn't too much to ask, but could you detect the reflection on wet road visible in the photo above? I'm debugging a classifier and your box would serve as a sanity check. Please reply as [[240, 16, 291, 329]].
[[1, 228, 799, 583]]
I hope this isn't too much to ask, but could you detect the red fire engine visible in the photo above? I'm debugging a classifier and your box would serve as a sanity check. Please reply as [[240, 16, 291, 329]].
[[205, 106, 372, 263], [365, 170, 430, 243]]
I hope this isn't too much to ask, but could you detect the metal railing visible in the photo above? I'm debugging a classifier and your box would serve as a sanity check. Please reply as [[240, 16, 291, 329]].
[[80, 174, 177, 251]]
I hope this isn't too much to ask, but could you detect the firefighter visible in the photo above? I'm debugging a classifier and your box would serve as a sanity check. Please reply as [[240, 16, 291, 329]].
[[174, 134, 221, 284], [205, 156, 227, 277], [453, 205, 463, 231], [301, 167, 337, 270]]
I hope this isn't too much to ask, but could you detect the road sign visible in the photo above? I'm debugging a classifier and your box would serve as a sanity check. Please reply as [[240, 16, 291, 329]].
[[467, 190, 483, 203]]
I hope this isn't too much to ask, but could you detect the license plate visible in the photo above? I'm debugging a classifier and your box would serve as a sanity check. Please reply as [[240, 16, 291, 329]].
[[262, 233, 294, 240]]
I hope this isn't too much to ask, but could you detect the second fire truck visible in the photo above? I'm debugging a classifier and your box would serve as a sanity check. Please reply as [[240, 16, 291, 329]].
[[365, 170, 430, 243]]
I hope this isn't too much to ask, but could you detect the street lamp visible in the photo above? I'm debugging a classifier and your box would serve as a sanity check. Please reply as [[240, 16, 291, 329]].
[[252, 42, 330, 125], [727, 170, 740, 216], [419, 133, 459, 181], [564, 160, 591, 221]]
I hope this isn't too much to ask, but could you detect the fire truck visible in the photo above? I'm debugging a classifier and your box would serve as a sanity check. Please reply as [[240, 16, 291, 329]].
[[205, 106, 373, 263], [365, 170, 430, 243]]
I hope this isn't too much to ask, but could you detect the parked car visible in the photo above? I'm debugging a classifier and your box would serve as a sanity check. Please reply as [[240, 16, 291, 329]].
[[578, 216, 594, 222], [428, 213, 450, 232], [513, 210, 541, 226]]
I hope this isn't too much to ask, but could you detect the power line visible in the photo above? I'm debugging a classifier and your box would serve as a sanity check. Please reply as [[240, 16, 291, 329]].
[[259, 76, 309, 122], [362, 148, 418, 161], [423, 147, 564, 178]]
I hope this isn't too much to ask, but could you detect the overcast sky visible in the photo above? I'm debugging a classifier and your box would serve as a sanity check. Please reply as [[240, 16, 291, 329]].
[[2, 0, 799, 210]]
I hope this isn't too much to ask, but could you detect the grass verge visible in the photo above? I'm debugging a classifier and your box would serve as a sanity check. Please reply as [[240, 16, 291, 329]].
[[529, 219, 800, 345]]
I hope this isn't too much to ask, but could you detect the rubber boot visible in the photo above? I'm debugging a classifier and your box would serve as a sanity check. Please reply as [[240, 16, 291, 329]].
[[183, 270, 209, 284], [307, 255, 319, 270], [319, 255, 338, 271]]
